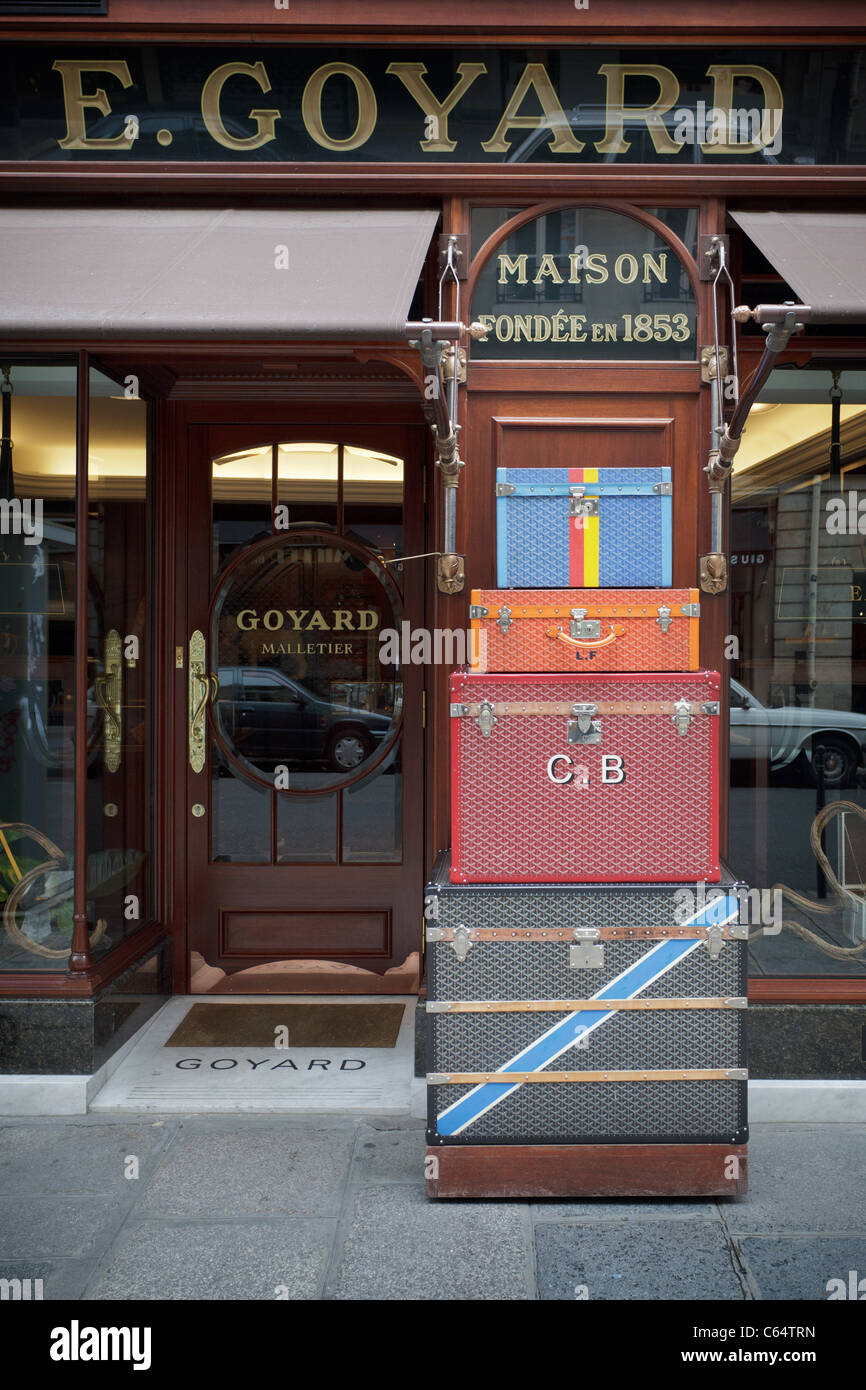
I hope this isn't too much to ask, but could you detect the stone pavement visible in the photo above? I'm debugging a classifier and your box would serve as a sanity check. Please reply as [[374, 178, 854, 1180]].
[[0, 1114, 864, 1300]]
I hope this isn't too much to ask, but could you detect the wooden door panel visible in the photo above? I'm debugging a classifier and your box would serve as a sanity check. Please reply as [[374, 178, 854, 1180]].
[[183, 418, 426, 992]]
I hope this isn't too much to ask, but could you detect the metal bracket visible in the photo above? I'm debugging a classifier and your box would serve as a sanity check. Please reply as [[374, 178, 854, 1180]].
[[652, 480, 673, 495], [468, 604, 488, 620], [570, 928, 604, 969], [672, 698, 693, 736], [437, 553, 465, 594], [496, 481, 516, 497], [699, 233, 730, 281], [725, 1068, 748, 1081], [441, 344, 467, 385], [568, 702, 601, 745], [569, 609, 601, 641], [438, 231, 468, 280], [656, 604, 672, 635], [701, 702, 720, 716], [705, 925, 725, 960], [451, 924, 472, 962], [497, 605, 512, 635], [681, 602, 700, 617], [569, 493, 599, 519], [700, 343, 729, 383], [476, 699, 497, 737], [724, 997, 748, 1009], [449, 703, 468, 717], [700, 552, 728, 595]]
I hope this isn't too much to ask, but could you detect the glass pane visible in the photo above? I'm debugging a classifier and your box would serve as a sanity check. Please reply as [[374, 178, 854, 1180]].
[[212, 443, 272, 577], [210, 743, 270, 863], [277, 442, 338, 528], [277, 786, 337, 863], [470, 206, 697, 361], [342, 751, 402, 862], [729, 365, 866, 979], [343, 444, 404, 567], [0, 362, 77, 970], [85, 368, 151, 956], [210, 534, 402, 792]]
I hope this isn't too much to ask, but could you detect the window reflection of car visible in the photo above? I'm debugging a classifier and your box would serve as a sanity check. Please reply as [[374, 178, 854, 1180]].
[[506, 106, 780, 165], [729, 678, 866, 788], [215, 667, 393, 773]]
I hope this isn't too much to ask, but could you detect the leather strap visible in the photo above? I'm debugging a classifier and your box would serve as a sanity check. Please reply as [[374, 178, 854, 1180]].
[[428, 1068, 747, 1084], [427, 997, 744, 1014]]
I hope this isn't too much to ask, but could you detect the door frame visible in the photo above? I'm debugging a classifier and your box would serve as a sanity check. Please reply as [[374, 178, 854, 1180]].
[[157, 395, 431, 994]]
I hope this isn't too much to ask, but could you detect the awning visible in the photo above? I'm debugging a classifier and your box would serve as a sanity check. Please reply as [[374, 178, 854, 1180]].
[[729, 210, 866, 324], [0, 207, 439, 339]]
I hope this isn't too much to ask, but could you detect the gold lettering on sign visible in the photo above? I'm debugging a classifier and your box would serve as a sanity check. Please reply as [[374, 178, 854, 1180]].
[[302, 62, 378, 151], [201, 61, 279, 152], [235, 608, 380, 632], [704, 65, 784, 154], [481, 63, 585, 154], [53, 60, 135, 150], [386, 61, 487, 152], [497, 249, 669, 287], [595, 64, 682, 155]]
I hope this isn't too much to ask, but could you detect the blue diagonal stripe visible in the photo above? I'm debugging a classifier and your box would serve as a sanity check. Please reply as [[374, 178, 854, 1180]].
[[435, 894, 741, 1137]]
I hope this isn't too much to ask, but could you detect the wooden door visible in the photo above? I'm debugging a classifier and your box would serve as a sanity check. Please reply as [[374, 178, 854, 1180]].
[[183, 419, 426, 994]]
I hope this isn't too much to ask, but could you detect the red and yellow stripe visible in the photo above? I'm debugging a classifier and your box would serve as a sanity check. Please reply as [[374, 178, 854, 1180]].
[[568, 467, 599, 587]]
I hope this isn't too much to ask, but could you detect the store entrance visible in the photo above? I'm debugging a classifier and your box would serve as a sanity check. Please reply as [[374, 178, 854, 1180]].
[[181, 417, 426, 994]]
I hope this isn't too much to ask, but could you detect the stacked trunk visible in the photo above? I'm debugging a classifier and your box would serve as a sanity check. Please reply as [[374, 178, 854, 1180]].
[[425, 465, 748, 1198]]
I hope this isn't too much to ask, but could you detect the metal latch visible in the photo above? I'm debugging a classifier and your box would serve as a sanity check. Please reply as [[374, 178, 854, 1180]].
[[653, 480, 673, 495], [450, 702, 468, 717], [496, 481, 516, 496], [656, 604, 672, 634], [681, 602, 700, 618], [497, 606, 512, 635], [468, 604, 488, 620], [476, 700, 497, 737], [570, 928, 604, 969], [569, 491, 599, 519], [672, 698, 693, 735], [705, 925, 725, 960], [570, 608, 601, 641], [702, 702, 720, 716], [450, 924, 472, 962], [568, 702, 601, 745]]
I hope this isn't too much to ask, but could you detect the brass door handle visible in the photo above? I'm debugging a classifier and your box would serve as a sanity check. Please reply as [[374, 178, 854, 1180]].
[[188, 631, 218, 773], [95, 629, 123, 771]]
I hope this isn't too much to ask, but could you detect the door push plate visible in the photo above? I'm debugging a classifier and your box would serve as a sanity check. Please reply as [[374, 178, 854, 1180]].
[[570, 929, 604, 969]]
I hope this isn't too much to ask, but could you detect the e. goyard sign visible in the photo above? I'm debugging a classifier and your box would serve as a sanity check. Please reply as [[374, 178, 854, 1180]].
[[0, 46, 864, 163]]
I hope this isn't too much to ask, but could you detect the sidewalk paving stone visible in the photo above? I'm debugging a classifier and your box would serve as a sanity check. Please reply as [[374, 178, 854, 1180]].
[[332, 1183, 532, 1300], [0, 1195, 130, 1260], [535, 1219, 746, 1301], [84, 1219, 335, 1301], [736, 1236, 866, 1301]]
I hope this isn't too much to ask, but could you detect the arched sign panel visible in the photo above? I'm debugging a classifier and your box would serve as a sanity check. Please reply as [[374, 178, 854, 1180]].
[[471, 207, 697, 361], [210, 531, 402, 793]]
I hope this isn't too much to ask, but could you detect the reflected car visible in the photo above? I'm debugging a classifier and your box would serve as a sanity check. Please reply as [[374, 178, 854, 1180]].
[[215, 667, 394, 772], [729, 678, 866, 788]]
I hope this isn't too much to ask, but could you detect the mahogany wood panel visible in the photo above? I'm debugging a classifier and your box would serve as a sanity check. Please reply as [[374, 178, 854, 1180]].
[[1, 0, 863, 38], [426, 1143, 748, 1199], [220, 909, 391, 958]]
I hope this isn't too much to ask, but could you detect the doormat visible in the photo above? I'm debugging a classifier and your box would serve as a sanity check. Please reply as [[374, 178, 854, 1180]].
[[164, 1002, 406, 1049]]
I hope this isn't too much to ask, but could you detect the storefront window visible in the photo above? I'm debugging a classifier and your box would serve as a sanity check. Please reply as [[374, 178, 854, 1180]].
[[729, 364, 866, 980], [0, 362, 78, 969], [0, 360, 153, 971]]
